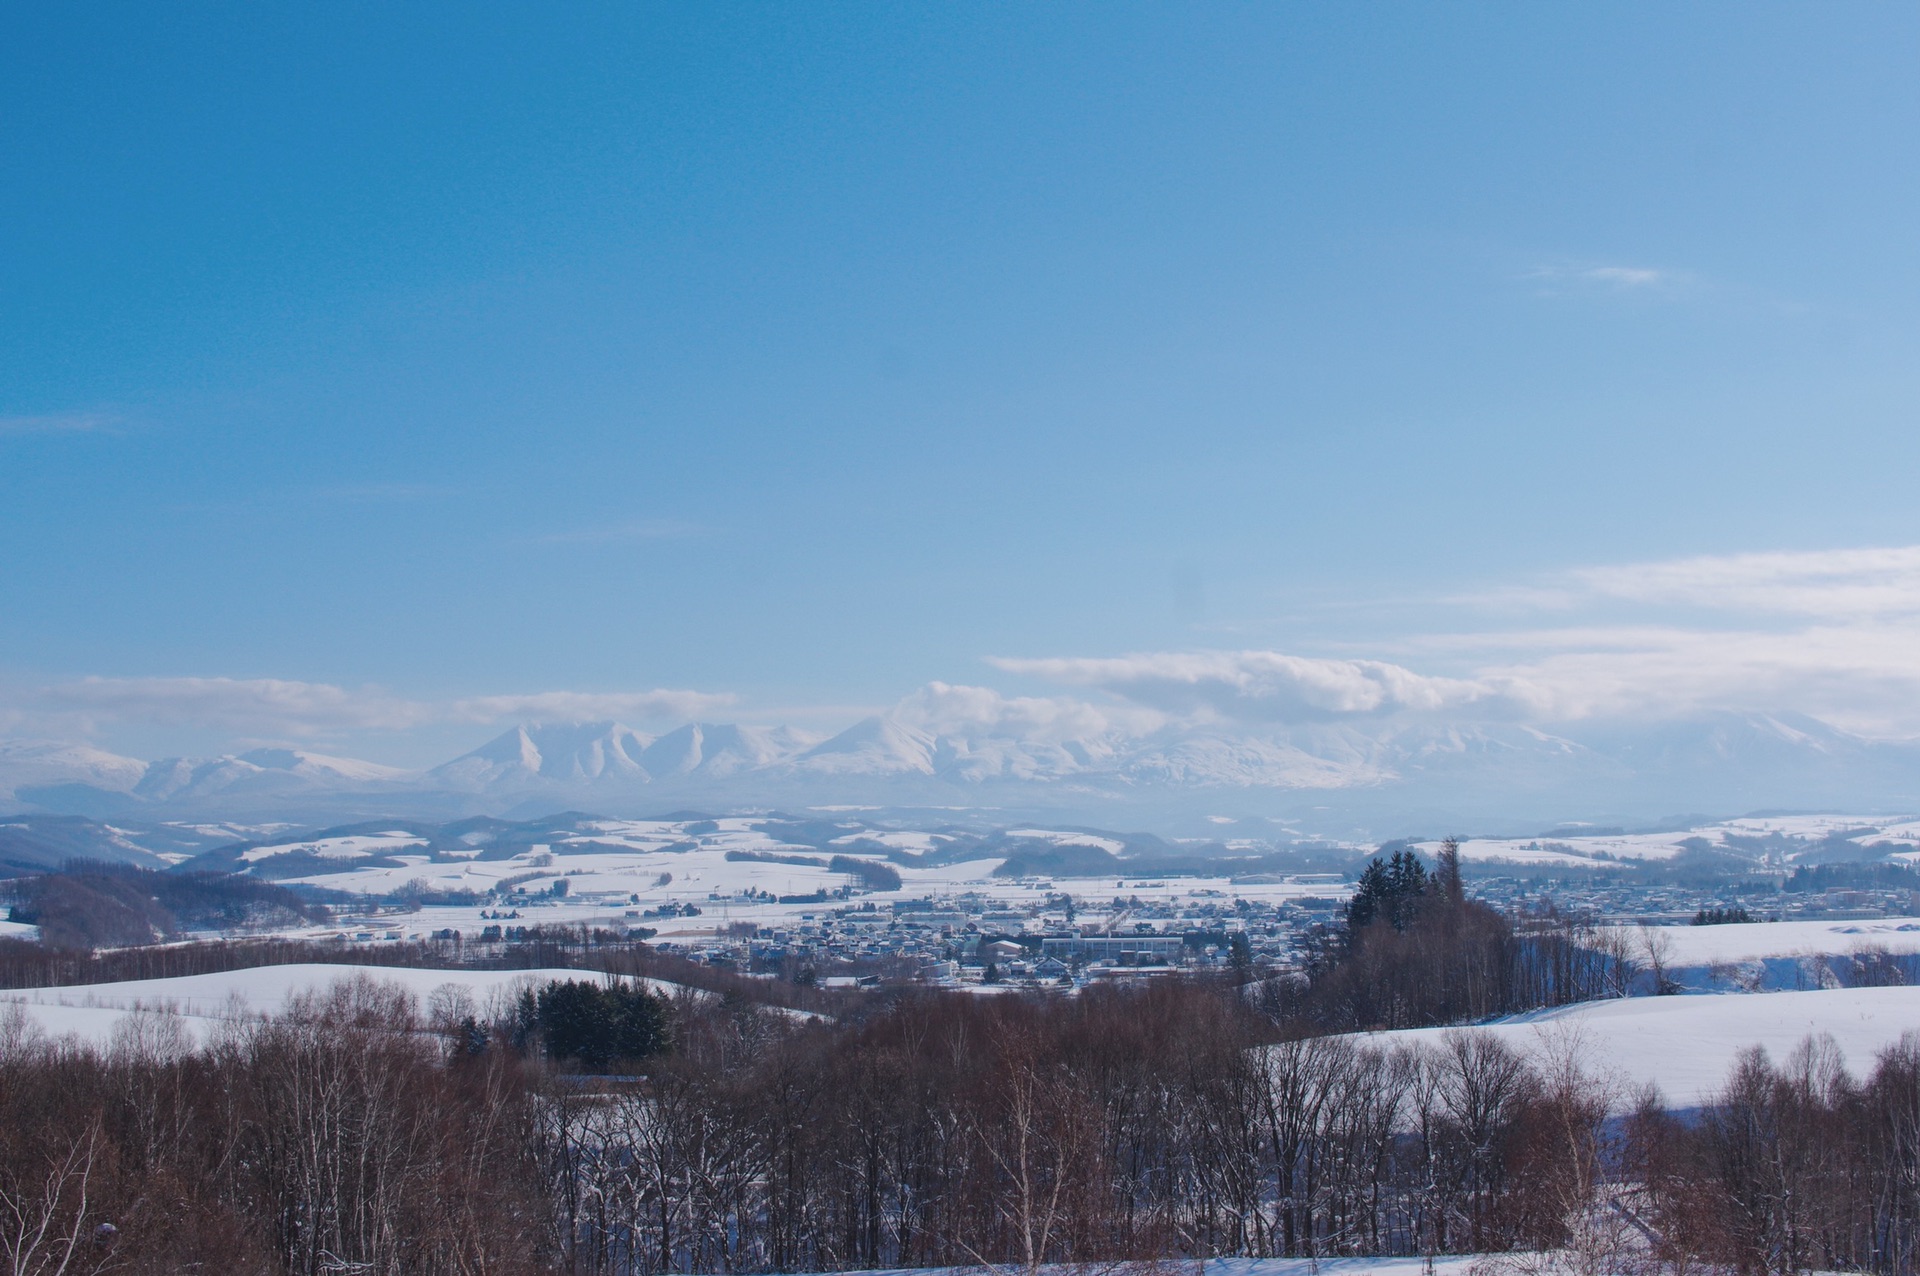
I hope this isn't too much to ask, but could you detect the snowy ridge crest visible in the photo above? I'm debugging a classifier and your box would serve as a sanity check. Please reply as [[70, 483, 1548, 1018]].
[[5, 709, 1920, 827]]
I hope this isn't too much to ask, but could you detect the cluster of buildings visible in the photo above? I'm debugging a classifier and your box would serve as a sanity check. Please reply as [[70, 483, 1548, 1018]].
[[642, 884, 1353, 986], [298, 854, 1920, 987]]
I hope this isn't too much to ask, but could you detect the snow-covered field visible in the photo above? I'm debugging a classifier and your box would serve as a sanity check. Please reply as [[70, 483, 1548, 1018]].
[[1367, 985, 1920, 1107], [240, 830, 429, 862], [0, 963, 668, 1049], [1413, 811, 1920, 868], [1622, 917, 1920, 967], [197, 814, 1351, 947]]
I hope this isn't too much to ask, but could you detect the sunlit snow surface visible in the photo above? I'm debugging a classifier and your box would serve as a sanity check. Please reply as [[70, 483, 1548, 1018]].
[[1366, 985, 1920, 1108], [1413, 811, 1920, 868], [1613, 917, 1920, 966], [0, 963, 682, 1048], [201, 814, 1354, 948], [239, 831, 429, 862]]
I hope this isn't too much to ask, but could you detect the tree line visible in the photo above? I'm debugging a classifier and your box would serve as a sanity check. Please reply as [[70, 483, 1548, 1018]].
[[2, 845, 1917, 1274], [6, 971, 1920, 1275]]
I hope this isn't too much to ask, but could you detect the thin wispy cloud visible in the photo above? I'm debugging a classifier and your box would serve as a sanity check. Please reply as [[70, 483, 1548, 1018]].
[[1467, 545, 1920, 618], [450, 689, 734, 722], [1579, 265, 1665, 288], [1569, 546, 1920, 617], [1525, 262, 1693, 298], [10, 676, 732, 740], [533, 519, 706, 545], [33, 677, 423, 734], [0, 410, 121, 436], [1469, 621, 1920, 734]]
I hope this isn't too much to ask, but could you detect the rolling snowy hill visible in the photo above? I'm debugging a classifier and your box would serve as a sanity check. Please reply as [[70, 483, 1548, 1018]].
[[1365, 984, 1920, 1107]]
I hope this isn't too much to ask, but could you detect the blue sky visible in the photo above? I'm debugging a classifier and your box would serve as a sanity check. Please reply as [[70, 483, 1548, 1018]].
[[8, 4, 1920, 763]]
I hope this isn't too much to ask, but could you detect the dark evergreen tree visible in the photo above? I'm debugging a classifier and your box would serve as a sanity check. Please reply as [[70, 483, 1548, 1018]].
[[1344, 848, 1430, 934], [1228, 931, 1254, 978], [1434, 836, 1465, 905], [534, 978, 671, 1070]]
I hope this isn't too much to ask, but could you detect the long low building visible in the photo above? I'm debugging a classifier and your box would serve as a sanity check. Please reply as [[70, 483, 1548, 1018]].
[[1041, 934, 1187, 962]]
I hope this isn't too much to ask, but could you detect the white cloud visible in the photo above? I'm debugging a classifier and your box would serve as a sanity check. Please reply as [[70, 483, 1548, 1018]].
[[32, 677, 431, 735], [1564, 545, 1920, 617], [450, 689, 733, 722], [19, 544, 1920, 762], [991, 651, 1534, 724], [0, 411, 118, 435], [1396, 544, 1920, 736], [1467, 621, 1920, 737], [1525, 263, 1690, 297], [988, 544, 1920, 738], [12, 677, 730, 740], [1579, 266, 1665, 288], [890, 682, 1157, 742]]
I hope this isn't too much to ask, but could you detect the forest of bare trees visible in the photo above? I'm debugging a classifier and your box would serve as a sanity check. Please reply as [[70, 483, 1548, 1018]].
[[2, 972, 1919, 1275], [2, 848, 1918, 1275]]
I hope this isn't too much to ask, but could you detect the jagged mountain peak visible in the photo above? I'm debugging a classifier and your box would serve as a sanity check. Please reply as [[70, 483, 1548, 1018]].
[[432, 720, 654, 788], [791, 716, 937, 776], [641, 722, 817, 779], [8, 708, 1920, 829]]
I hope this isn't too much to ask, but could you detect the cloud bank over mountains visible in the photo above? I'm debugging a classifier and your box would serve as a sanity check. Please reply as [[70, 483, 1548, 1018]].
[[990, 651, 1532, 723], [9, 545, 1920, 832], [4, 701, 1917, 837]]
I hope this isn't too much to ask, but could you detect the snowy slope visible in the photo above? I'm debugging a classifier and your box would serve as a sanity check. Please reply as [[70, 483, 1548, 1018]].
[[789, 717, 937, 776], [640, 723, 817, 779], [0, 740, 149, 811], [134, 749, 411, 803], [0, 964, 679, 1048], [1621, 918, 1920, 967], [429, 722, 654, 790], [1367, 986, 1920, 1107]]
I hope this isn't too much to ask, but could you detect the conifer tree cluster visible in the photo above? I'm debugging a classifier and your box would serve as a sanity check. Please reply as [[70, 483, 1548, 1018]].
[[1342, 847, 1431, 932], [524, 978, 671, 1069], [1277, 837, 1621, 1030]]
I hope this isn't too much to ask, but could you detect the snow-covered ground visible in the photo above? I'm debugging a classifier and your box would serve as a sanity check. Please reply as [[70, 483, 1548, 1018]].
[[1415, 835, 1666, 868], [1620, 918, 1920, 967], [240, 830, 429, 862], [1412, 812, 1920, 869], [1366, 985, 1920, 1107], [783, 1259, 1484, 1276], [0, 963, 669, 1049], [253, 860, 1335, 949], [198, 813, 1352, 946]]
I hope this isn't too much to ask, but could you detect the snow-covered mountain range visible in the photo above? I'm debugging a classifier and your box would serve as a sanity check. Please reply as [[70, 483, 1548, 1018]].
[[4, 710, 1920, 835]]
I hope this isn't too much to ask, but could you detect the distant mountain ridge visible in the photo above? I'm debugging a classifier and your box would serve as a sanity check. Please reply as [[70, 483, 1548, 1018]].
[[4, 710, 1920, 835]]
